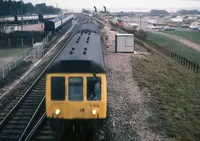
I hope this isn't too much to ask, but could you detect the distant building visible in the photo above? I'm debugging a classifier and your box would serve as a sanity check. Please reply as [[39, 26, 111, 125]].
[[171, 16, 183, 23], [190, 21, 200, 29], [61, 10, 68, 15]]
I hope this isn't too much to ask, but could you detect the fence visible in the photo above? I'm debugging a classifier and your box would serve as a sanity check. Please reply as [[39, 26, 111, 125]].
[[141, 38, 200, 73], [0, 31, 50, 48], [0, 31, 52, 81], [0, 48, 31, 80]]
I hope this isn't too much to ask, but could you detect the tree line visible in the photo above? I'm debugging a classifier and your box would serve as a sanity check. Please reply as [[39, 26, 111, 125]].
[[0, 0, 61, 16]]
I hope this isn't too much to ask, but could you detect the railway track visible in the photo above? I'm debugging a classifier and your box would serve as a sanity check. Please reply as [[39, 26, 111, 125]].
[[0, 15, 92, 141], [24, 15, 99, 141], [26, 15, 100, 141], [0, 22, 78, 124]]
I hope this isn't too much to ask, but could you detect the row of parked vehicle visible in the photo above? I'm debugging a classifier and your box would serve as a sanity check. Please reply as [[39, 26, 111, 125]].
[[147, 25, 175, 31], [147, 24, 200, 31]]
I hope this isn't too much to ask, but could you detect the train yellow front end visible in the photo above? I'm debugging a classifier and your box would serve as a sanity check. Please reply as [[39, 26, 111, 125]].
[[46, 73, 107, 119]]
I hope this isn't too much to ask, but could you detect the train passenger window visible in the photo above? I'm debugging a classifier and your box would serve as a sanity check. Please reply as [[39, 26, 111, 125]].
[[68, 77, 83, 101], [51, 77, 65, 101], [87, 77, 101, 100]]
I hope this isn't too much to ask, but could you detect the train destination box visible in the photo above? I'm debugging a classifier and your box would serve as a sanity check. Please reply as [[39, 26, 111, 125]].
[[115, 34, 134, 53]]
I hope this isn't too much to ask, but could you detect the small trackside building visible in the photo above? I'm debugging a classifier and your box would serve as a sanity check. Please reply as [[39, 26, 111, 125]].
[[115, 34, 134, 53]]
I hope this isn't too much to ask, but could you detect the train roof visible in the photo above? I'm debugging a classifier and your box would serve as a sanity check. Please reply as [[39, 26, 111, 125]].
[[77, 23, 100, 34], [47, 18, 61, 22], [58, 15, 68, 19], [47, 29, 105, 73], [16, 14, 38, 17], [0, 15, 14, 18]]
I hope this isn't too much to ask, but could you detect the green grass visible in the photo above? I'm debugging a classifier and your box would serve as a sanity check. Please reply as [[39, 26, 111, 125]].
[[0, 48, 28, 58], [132, 50, 200, 141], [147, 32, 200, 64], [163, 31, 200, 45]]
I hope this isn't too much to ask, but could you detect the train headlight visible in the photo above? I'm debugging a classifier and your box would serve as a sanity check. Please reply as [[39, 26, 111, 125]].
[[92, 109, 97, 115], [55, 109, 60, 115]]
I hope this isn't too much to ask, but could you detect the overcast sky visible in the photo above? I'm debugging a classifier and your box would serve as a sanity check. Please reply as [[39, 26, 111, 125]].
[[23, 0, 200, 12]]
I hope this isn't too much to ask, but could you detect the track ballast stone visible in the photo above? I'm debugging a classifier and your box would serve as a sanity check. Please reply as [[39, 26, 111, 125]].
[[98, 26, 168, 141]]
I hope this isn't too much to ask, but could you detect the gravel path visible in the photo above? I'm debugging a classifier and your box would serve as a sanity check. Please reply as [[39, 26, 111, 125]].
[[98, 26, 168, 141], [149, 30, 200, 53]]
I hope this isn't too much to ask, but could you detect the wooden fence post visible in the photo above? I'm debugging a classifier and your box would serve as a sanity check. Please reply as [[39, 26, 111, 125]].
[[2, 69, 5, 78], [21, 38, 24, 47], [32, 38, 34, 46], [193, 62, 196, 72], [8, 39, 11, 47], [188, 60, 191, 69], [186, 59, 188, 68]]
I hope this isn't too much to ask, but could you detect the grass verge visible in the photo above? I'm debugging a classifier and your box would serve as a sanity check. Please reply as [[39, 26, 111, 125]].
[[163, 30, 200, 45], [146, 32, 200, 65], [0, 48, 28, 58], [131, 44, 200, 141]]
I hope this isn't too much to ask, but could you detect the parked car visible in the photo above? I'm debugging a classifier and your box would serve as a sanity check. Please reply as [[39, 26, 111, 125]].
[[181, 24, 190, 28], [163, 26, 175, 31], [190, 25, 199, 30], [147, 25, 162, 29]]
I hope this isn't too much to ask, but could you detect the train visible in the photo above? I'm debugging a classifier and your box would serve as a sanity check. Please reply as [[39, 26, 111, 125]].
[[0, 14, 59, 24], [45, 22, 107, 132], [44, 14, 74, 31], [111, 17, 123, 27]]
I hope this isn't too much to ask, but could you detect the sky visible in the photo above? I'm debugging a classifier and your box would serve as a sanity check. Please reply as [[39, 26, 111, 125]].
[[22, 0, 200, 12]]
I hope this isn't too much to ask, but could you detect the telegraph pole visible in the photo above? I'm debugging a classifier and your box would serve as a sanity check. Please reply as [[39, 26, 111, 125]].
[[56, 3, 59, 15], [21, 0, 23, 31], [139, 15, 142, 29]]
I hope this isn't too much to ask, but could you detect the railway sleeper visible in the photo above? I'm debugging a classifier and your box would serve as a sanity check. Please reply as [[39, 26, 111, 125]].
[[26, 97, 43, 101], [8, 119, 30, 124], [0, 112, 8, 116], [12, 116, 32, 120], [17, 109, 36, 112], [1, 129, 23, 134], [4, 123, 26, 129], [34, 135, 56, 140], [19, 99, 40, 103], [20, 102, 40, 106], [15, 112, 34, 116], [0, 134, 20, 140], [31, 90, 45, 93], [20, 106, 39, 109]]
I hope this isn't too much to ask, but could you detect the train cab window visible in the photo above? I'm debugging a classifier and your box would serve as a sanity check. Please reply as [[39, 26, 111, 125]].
[[87, 77, 101, 101], [51, 77, 65, 101], [68, 77, 83, 101]]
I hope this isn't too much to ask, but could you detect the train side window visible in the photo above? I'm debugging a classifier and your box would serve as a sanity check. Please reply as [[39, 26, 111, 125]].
[[87, 77, 101, 101], [51, 77, 65, 101], [68, 77, 83, 101]]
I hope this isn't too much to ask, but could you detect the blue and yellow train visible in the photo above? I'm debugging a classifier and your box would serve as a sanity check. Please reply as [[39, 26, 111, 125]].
[[45, 22, 107, 130]]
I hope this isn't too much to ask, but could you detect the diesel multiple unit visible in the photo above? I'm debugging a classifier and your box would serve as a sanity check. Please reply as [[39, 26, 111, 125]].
[[0, 14, 59, 24], [45, 22, 107, 130]]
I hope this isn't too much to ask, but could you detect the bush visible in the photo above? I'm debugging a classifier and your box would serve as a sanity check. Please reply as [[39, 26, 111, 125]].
[[135, 29, 147, 40]]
